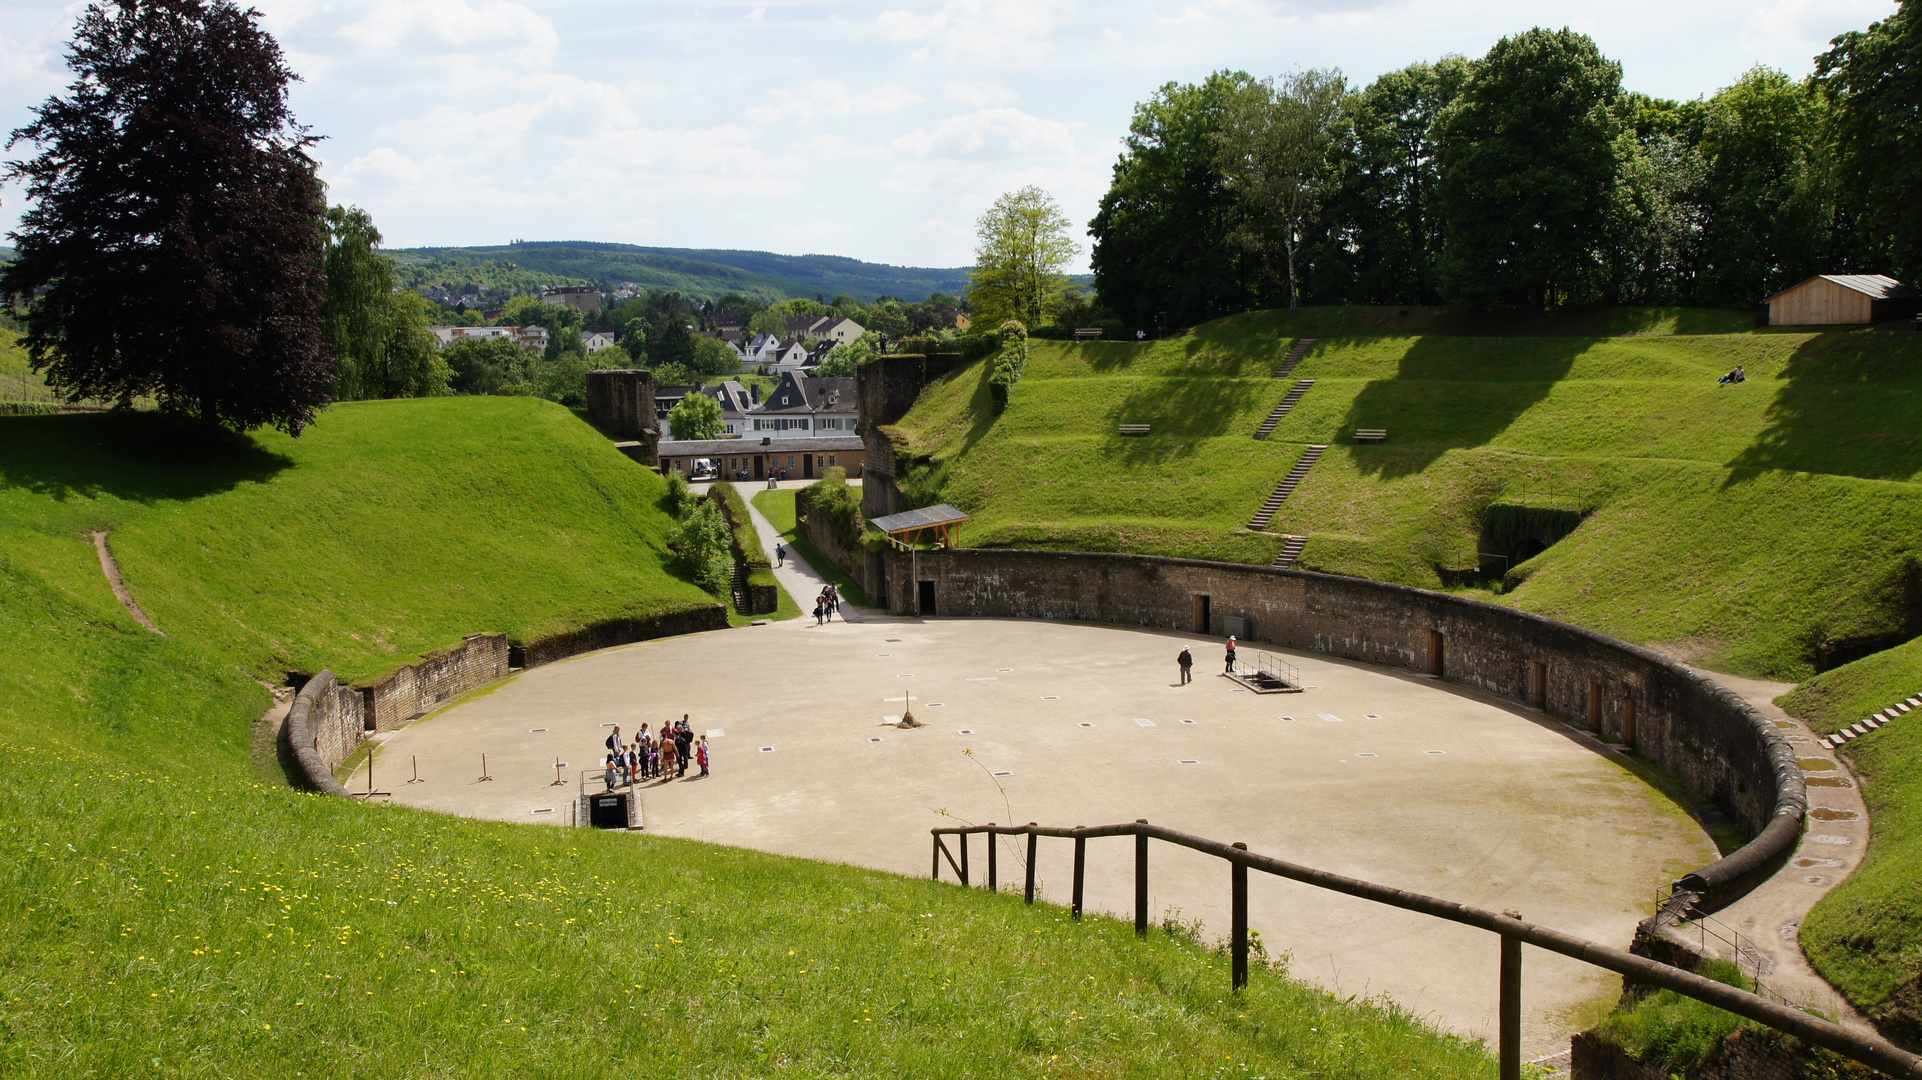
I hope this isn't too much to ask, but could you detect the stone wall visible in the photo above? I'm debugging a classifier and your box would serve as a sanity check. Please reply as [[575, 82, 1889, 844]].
[[587, 369, 660, 462], [519, 607, 728, 668], [365, 633, 512, 731], [855, 352, 966, 520], [796, 486, 888, 601], [280, 671, 358, 796], [883, 547, 1804, 912]]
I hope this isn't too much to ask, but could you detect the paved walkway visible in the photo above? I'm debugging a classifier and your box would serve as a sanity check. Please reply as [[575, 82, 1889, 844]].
[[1693, 670, 1874, 1033], [374, 616, 1716, 1060], [735, 482, 879, 623]]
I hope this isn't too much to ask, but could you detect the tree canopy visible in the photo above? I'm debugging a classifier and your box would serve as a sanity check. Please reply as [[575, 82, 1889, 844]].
[[2, 0, 333, 433], [968, 186, 1078, 327], [1818, 0, 1922, 283], [322, 205, 447, 400], [667, 389, 725, 441]]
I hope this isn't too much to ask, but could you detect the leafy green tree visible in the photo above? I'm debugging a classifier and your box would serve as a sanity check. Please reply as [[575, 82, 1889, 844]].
[[442, 337, 530, 395], [319, 205, 446, 399], [1215, 69, 1354, 311], [667, 389, 725, 440], [1816, 2, 1922, 282], [647, 360, 696, 388], [1090, 72, 1258, 327], [670, 498, 733, 595], [1436, 28, 1625, 308], [689, 335, 740, 376], [1, 0, 332, 434], [860, 298, 910, 337], [817, 332, 881, 377], [1604, 131, 1708, 304], [621, 317, 650, 363], [968, 186, 1077, 326], [1342, 58, 1472, 305], [534, 353, 589, 406]]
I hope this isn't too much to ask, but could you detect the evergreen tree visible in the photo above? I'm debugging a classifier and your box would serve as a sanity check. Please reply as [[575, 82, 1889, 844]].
[[2, 0, 332, 434]]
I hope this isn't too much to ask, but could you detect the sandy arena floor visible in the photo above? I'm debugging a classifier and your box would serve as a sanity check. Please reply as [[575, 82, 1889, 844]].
[[374, 615, 1716, 1060]]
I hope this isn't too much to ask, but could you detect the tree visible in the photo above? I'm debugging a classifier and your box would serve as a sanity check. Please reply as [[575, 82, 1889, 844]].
[[968, 186, 1077, 326], [689, 335, 740, 376], [817, 332, 880, 377], [1817, 1, 1922, 283], [1090, 72, 1260, 327], [321, 205, 447, 399], [621, 317, 649, 363], [667, 390, 725, 440], [1342, 58, 1472, 305], [1435, 28, 1624, 308], [647, 360, 695, 388], [2, 0, 332, 434], [1214, 69, 1354, 311], [442, 337, 530, 396]]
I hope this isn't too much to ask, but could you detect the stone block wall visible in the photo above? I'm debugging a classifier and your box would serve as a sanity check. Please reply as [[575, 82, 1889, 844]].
[[364, 633, 511, 731], [796, 487, 887, 601], [519, 607, 728, 668], [281, 672, 357, 796], [856, 352, 965, 520], [586, 368, 660, 455], [884, 547, 1803, 912]]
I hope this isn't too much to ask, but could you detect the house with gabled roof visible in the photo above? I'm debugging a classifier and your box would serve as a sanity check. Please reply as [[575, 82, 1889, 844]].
[[747, 371, 857, 438], [1766, 275, 1921, 326]]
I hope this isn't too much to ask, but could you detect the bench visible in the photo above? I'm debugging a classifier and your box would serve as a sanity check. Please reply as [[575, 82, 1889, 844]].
[[1354, 428, 1387, 444], [1074, 327, 1103, 341], [1118, 424, 1151, 437]]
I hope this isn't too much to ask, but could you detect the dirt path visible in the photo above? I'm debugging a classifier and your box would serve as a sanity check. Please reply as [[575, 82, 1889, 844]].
[[90, 530, 165, 636]]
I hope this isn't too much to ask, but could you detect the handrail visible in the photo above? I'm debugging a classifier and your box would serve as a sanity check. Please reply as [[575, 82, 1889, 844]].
[[931, 820, 1922, 1080]]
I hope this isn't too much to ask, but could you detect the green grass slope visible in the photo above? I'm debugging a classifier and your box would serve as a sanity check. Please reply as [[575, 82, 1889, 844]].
[[890, 317, 1922, 679], [0, 401, 1497, 1076]]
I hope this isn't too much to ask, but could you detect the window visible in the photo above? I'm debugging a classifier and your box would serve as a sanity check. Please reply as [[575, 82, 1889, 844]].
[[828, 455, 836, 466]]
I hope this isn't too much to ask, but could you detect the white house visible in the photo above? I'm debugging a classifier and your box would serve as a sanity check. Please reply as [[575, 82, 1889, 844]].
[[815, 317, 866, 345], [761, 339, 811, 374], [582, 330, 618, 353], [746, 371, 857, 437], [427, 325, 547, 352]]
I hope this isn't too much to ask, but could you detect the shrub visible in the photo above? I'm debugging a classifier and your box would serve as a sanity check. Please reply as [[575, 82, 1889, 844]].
[[0, 401, 59, 416], [1592, 958, 1753, 1072], [663, 470, 696, 519], [669, 498, 732, 595], [989, 319, 1029, 413], [709, 482, 771, 567]]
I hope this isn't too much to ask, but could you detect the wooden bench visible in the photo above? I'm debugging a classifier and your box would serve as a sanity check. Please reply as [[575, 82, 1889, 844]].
[[1118, 424, 1151, 437], [1353, 428, 1387, 444], [1074, 327, 1103, 341]]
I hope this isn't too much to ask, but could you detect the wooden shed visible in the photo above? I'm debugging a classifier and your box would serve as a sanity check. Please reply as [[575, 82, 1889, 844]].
[[1765, 274, 1920, 326]]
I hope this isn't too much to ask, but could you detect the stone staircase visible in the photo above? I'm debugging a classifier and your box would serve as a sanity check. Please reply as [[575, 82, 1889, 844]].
[[1246, 445, 1326, 531], [1253, 379, 1316, 441], [1273, 535, 1309, 568], [1273, 337, 1316, 378], [729, 561, 749, 613], [1820, 692, 1920, 749]]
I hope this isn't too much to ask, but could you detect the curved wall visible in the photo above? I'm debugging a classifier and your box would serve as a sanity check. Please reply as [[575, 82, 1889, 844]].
[[885, 548, 1806, 912]]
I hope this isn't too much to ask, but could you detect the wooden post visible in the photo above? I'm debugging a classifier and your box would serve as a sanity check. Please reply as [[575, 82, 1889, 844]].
[[959, 833, 970, 887], [1134, 820, 1149, 938], [1024, 825, 1038, 904], [1501, 909, 1522, 1080], [1231, 842, 1249, 991], [988, 824, 998, 892], [931, 835, 940, 881], [1072, 832, 1086, 920]]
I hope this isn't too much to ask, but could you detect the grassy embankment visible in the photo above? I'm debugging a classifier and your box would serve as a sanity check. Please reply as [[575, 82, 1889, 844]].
[[889, 310, 1922, 681], [0, 397, 1498, 1076], [751, 486, 877, 608], [710, 480, 801, 623]]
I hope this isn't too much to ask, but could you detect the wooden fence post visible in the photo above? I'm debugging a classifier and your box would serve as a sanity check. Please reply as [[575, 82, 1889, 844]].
[[1072, 831, 1086, 920], [931, 835, 939, 881], [988, 825, 998, 892], [959, 833, 970, 887], [1024, 825, 1038, 904], [1501, 909, 1522, 1080], [1135, 820, 1149, 938], [1231, 842, 1249, 991]]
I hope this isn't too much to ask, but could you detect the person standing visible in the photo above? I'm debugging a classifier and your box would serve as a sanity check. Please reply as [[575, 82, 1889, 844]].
[[1177, 647, 1193, 684], [1224, 635, 1237, 674], [605, 725, 624, 756], [676, 720, 694, 778], [659, 736, 677, 782], [776, 542, 786, 567], [696, 736, 710, 777], [602, 754, 617, 791]]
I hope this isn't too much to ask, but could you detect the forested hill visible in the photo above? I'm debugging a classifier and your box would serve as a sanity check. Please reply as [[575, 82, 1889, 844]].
[[388, 241, 973, 303]]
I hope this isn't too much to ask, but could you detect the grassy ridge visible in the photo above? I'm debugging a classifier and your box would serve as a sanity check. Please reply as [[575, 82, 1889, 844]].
[[890, 322, 1922, 678], [0, 402, 1498, 1076]]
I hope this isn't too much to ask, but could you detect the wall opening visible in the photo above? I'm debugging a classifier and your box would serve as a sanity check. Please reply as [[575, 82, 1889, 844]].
[[753, 455, 765, 480], [1194, 594, 1211, 634], [1429, 630, 1445, 676], [1588, 681, 1603, 727], [1531, 661, 1547, 709], [918, 580, 937, 616], [1622, 697, 1637, 747]]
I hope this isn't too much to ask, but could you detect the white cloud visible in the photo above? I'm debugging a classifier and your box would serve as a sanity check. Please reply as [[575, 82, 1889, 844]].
[[746, 80, 925, 125], [877, 0, 1071, 66], [884, 107, 1099, 198], [336, 0, 556, 65], [943, 80, 1019, 107]]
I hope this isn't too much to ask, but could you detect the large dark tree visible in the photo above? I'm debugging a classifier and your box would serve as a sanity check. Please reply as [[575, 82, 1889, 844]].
[[2, 0, 333, 434], [1817, 0, 1922, 284], [1435, 28, 1624, 309], [1342, 58, 1472, 305], [1089, 72, 1260, 328]]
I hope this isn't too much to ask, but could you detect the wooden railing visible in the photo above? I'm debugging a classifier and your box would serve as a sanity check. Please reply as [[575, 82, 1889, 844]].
[[930, 820, 1922, 1080]]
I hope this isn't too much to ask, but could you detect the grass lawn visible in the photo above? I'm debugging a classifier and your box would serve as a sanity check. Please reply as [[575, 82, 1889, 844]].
[[751, 487, 877, 608], [0, 400, 1499, 1077]]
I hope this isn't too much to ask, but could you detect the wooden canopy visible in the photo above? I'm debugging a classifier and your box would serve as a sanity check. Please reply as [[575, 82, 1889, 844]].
[[869, 504, 970, 548]]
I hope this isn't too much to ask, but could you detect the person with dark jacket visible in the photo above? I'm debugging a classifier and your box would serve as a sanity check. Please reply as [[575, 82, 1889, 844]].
[[1177, 647, 1194, 684]]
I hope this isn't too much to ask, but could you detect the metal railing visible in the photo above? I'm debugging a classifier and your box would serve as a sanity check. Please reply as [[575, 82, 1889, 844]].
[[1653, 884, 1800, 1011], [930, 819, 1921, 1080]]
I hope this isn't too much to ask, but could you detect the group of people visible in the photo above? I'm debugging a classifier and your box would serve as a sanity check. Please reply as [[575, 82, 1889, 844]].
[[1718, 365, 1747, 385], [1174, 635, 1238, 684], [813, 583, 844, 625], [601, 716, 708, 790]]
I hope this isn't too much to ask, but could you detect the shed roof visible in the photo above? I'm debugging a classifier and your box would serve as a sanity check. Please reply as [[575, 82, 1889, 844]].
[[869, 504, 970, 535], [1766, 274, 1917, 302]]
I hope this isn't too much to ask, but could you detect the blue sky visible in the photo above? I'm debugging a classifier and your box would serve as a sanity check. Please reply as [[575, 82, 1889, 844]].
[[0, 0, 1900, 271]]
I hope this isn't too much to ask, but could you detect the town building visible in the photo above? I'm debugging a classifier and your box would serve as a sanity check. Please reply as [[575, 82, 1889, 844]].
[[656, 436, 863, 482], [541, 285, 602, 317], [748, 371, 857, 436]]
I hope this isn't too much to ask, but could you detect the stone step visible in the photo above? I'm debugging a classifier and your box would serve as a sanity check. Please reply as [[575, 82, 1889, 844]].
[[1246, 446, 1327, 531], [1273, 535, 1309, 569], [1272, 337, 1317, 379], [1252, 379, 1317, 441]]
